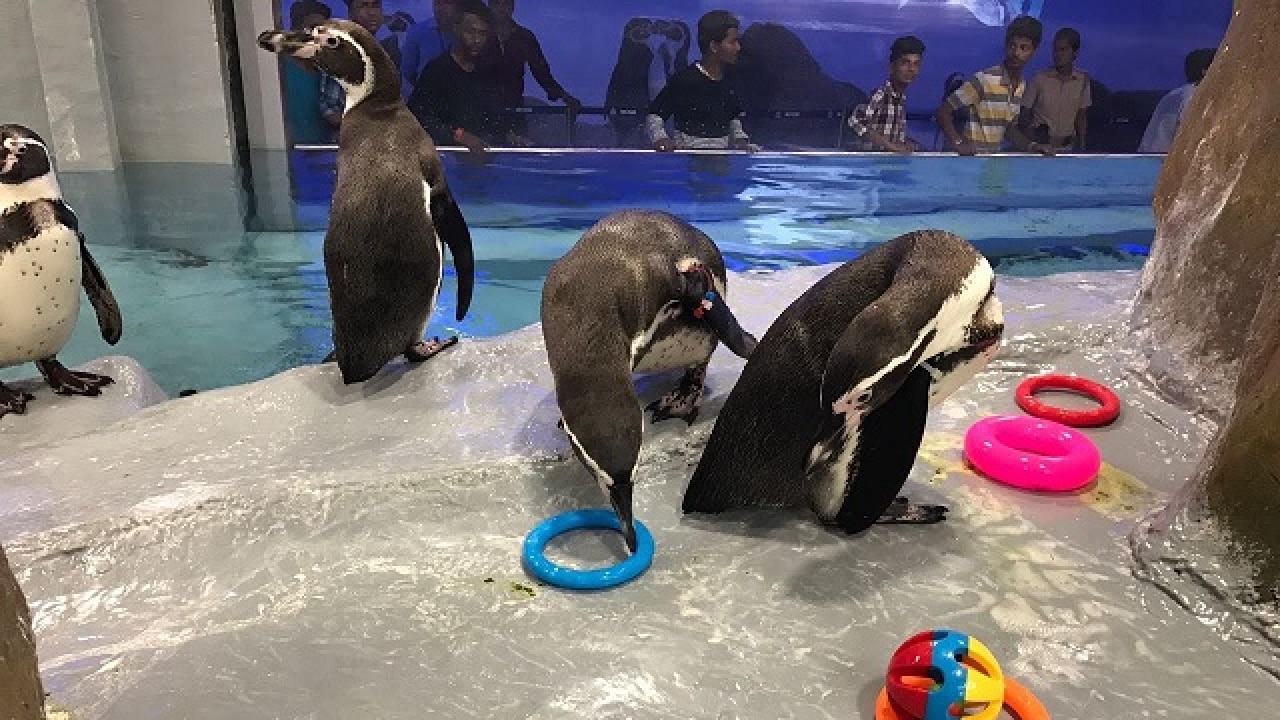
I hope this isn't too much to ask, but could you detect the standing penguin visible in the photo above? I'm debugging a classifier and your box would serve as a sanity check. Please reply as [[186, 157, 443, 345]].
[[682, 230, 1005, 533], [542, 210, 759, 551], [258, 19, 475, 384], [0, 124, 122, 419]]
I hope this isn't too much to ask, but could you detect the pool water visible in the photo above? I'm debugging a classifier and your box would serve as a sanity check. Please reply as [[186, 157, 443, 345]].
[[1, 152, 1161, 395]]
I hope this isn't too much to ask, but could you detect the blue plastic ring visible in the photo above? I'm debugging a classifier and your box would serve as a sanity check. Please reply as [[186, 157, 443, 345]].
[[522, 508, 655, 590]]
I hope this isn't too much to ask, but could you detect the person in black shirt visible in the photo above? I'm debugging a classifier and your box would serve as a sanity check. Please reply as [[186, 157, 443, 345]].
[[484, 0, 581, 113], [645, 10, 755, 151], [407, 0, 529, 155]]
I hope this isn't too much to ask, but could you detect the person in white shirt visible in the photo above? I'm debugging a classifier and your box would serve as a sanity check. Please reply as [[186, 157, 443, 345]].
[[1138, 47, 1216, 153]]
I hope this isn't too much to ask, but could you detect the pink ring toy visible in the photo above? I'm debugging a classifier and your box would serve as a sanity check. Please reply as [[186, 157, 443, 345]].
[[963, 415, 1101, 493]]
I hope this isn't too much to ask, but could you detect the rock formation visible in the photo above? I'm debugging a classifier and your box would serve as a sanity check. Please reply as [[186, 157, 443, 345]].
[[1, 544, 44, 720], [1130, 0, 1279, 672], [1132, 2, 1277, 421]]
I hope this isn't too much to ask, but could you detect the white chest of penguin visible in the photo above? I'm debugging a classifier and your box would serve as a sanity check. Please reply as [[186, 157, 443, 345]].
[[0, 223, 82, 366], [630, 303, 716, 374]]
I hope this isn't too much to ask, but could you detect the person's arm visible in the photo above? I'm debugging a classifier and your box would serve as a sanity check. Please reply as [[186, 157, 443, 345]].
[[646, 76, 679, 151], [1004, 115, 1053, 155], [1018, 74, 1040, 120], [522, 29, 579, 109], [1074, 78, 1092, 151], [728, 117, 757, 151], [1008, 76, 1054, 156], [936, 79, 979, 155], [399, 27, 422, 99]]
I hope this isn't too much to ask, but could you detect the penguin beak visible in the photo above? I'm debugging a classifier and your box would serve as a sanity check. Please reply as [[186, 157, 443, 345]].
[[607, 482, 638, 553], [257, 30, 320, 60]]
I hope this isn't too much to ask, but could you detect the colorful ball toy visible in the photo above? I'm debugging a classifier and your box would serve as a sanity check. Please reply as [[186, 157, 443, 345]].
[[884, 629, 1006, 720]]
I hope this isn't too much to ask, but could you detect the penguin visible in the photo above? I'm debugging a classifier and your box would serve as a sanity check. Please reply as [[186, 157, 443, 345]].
[[258, 19, 475, 384], [0, 124, 122, 419], [681, 229, 1005, 533], [541, 209, 759, 551]]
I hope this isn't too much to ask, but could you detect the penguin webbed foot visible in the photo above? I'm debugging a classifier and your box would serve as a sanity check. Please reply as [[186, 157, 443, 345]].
[[405, 335, 459, 363], [0, 383, 36, 417], [645, 365, 707, 425], [872, 496, 949, 526], [34, 359, 113, 397]]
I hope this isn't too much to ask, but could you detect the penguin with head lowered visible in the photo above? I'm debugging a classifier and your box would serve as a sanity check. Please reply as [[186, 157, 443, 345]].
[[0, 124, 122, 419], [542, 210, 759, 551], [682, 230, 1005, 533], [258, 19, 475, 384]]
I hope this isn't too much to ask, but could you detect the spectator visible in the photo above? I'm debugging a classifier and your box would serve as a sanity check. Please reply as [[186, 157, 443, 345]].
[[408, 0, 528, 155], [936, 15, 1051, 155], [1137, 48, 1216, 153], [400, 0, 460, 99], [483, 0, 581, 114], [847, 35, 926, 153], [646, 10, 755, 151], [282, 0, 332, 144], [1018, 27, 1092, 151]]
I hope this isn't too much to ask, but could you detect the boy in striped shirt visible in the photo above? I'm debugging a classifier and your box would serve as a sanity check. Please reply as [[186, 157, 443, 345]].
[[847, 35, 926, 153], [936, 15, 1052, 156]]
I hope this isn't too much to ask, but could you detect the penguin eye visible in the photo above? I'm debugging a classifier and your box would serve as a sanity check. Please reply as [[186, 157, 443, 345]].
[[857, 389, 873, 405], [324, 35, 340, 48]]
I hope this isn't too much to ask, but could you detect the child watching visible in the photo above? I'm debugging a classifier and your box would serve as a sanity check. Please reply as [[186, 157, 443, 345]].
[[936, 15, 1051, 155], [848, 35, 927, 153]]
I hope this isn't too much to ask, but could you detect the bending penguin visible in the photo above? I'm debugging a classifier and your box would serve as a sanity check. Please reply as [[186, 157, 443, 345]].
[[542, 210, 759, 551], [682, 230, 1005, 533], [258, 19, 475, 384], [0, 124, 122, 419]]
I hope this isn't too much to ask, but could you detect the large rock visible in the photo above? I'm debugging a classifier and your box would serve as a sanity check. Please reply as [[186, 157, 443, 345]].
[[1130, 0, 1280, 666], [1, 544, 44, 720], [1131, 1, 1279, 420], [1201, 243, 1280, 593]]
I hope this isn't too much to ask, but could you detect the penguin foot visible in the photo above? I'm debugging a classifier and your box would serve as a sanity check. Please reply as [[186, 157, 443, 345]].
[[405, 336, 459, 362], [646, 364, 707, 425], [873, 496, 949, 525], [0, 383, 36, 417], [646, 390, 702, 425], [35, 359, 114, 397]]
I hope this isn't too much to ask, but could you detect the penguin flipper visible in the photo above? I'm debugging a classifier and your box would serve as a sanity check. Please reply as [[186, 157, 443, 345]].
[[701, 292, 758, 359], [429, 189, 475, 322], [825, 366, 934, 534], [680, 267, 757, 359], [78, 234, 123, 345]]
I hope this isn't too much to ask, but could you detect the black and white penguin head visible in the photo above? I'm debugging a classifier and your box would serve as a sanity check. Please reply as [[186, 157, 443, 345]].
[[257, 19, 398, 111], [0, 124, 52, 185]]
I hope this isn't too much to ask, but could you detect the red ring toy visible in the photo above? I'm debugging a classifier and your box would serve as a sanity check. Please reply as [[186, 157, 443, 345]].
[[875, 677, 1051, 720], [1015, 373, 1120, 428]]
